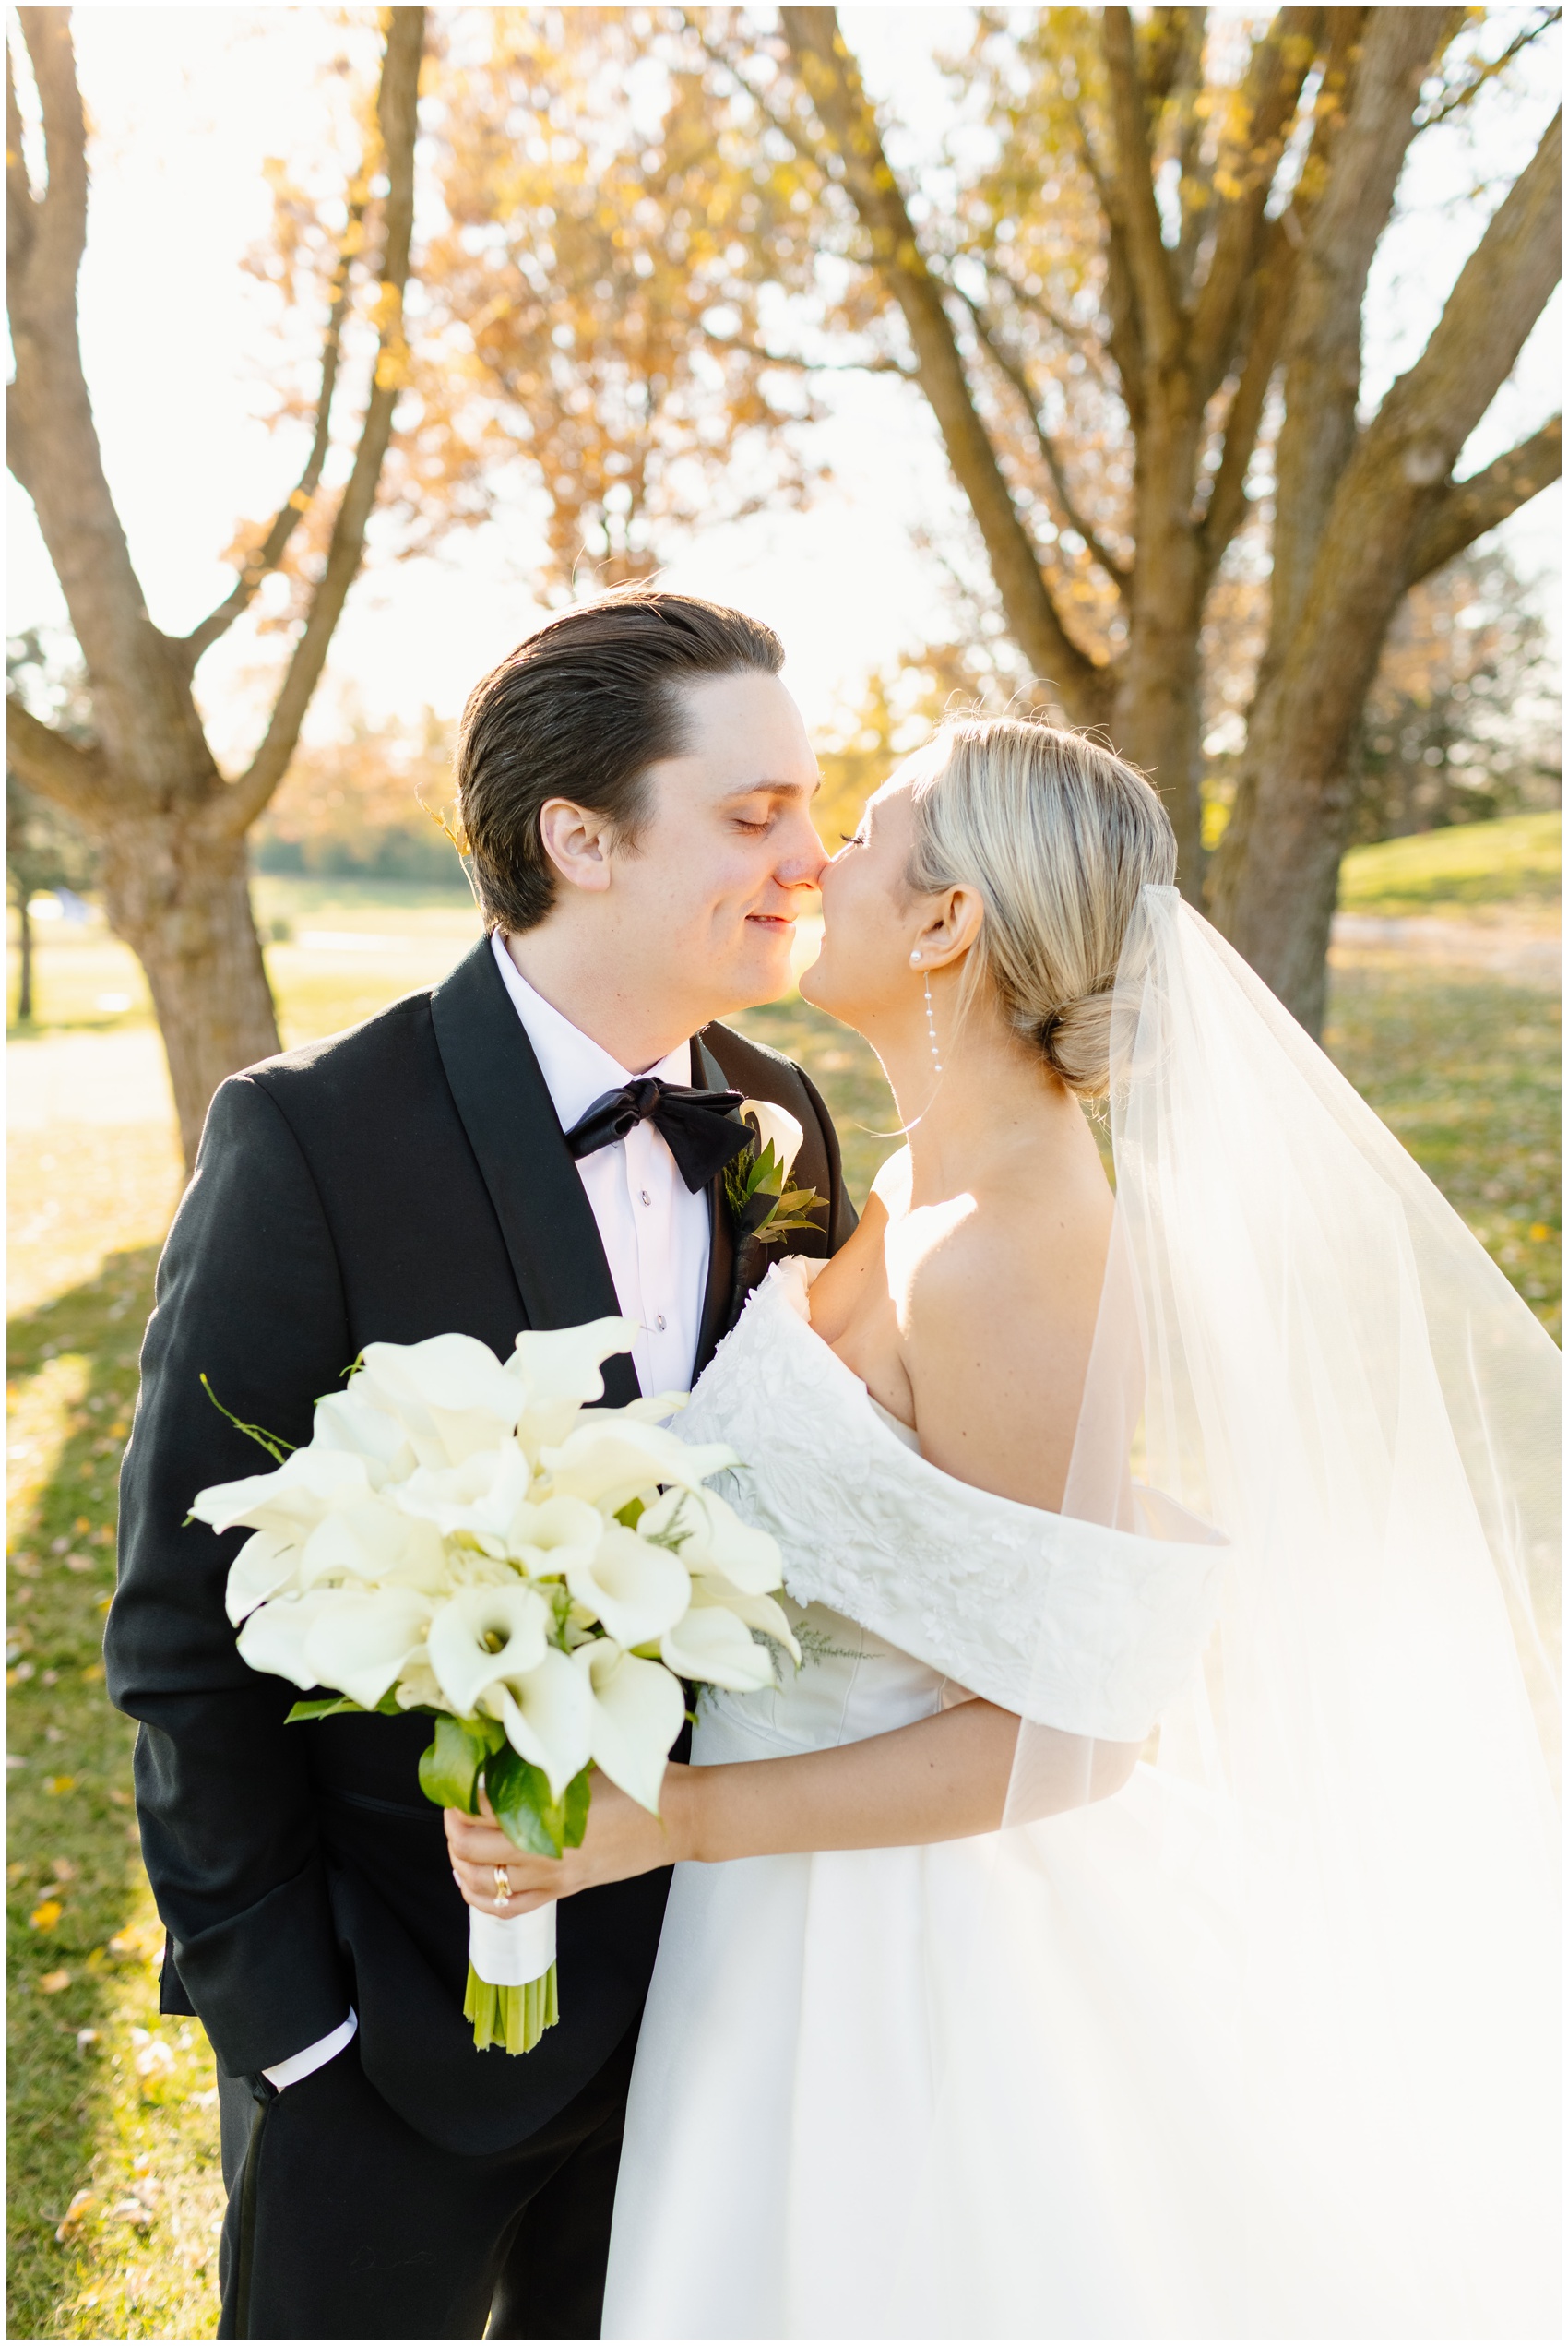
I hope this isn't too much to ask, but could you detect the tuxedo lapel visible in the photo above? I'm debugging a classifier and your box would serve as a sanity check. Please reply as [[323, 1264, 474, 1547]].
[[692, 1031, 738, 1379], [428, 937, 640, 1405]]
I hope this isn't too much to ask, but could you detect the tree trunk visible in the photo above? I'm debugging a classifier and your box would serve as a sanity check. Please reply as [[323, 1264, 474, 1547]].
[[101, 815, 280, 1168], [16, 889, 33, 1022], [1117, 405, 1208, 892]]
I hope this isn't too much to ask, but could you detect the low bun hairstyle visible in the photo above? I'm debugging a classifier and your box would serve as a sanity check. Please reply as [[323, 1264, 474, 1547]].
[[903, 719, 1177, 1096]]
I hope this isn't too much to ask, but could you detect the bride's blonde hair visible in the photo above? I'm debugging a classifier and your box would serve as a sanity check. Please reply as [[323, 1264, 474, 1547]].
[[903, 718, 1176, 1096]]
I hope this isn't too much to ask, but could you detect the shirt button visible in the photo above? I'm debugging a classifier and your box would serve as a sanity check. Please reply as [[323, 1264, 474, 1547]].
[[639, 1189, 651, 1207], [656, 1313, 667, 1331]]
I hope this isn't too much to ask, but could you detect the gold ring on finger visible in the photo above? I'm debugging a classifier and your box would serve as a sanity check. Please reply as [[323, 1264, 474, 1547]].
[[493, 1864, 511, 1908]]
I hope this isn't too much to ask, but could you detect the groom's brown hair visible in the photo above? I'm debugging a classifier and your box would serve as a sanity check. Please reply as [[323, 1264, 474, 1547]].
[[456, 589, 784, 934]]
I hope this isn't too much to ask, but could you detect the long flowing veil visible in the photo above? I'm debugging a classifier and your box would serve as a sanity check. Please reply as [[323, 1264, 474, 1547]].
[[889, 887, 1559, 2337]]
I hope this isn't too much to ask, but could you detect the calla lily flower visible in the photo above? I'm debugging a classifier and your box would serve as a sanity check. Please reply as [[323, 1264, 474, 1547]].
[[303, 1587, 434, 1712], [690, 1570, 802, 1666], [311, 1388, 416, 1485], [508, 1495, 606, 1580], [576, 1640, 685, 1812], [637, 1485, 784, 1595], [426, 1583, 550, 1718], [741, 1097, 803, 1179], [492, 1647, 594, 1801], [353, 1334, 526, 1469], [192, 1446, 371, 1539], [542, 1419, 740, 1515], [296, 1494, 447, 1594], [235, 1588, 341, 1690], [660, 1600, 777, 1691], [225, 1529, 303, 1625], [387, 1446, 533, 1546], [507, 1317, 638, 1453], [566, 1523, 691, 1649]]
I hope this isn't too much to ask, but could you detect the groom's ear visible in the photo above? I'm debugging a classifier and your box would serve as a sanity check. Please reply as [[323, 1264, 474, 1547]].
[[538, 797, 617, 896]]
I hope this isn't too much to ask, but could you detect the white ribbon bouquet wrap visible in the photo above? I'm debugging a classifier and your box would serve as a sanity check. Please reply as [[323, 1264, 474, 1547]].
[[190, 1317, 797, 2054]]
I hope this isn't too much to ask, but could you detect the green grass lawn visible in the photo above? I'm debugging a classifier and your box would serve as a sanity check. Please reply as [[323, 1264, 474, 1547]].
[[7, 836, 1560, 2337], [1338, 810, 1561, 920]]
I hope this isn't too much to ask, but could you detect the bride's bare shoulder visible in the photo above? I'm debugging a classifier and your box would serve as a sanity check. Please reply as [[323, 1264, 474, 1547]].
[[894, 1167, 1112, 1512]]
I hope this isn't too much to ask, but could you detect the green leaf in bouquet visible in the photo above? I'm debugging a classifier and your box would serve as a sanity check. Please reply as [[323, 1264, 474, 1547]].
[[614, 1495, 646, 1530], [419, 1712, 502, 1815], [485, 1749, 595, 1859], [560, 1767, 592, 1850], [485, 1745, 565, 1858], [285, 1695, 367, 1723]]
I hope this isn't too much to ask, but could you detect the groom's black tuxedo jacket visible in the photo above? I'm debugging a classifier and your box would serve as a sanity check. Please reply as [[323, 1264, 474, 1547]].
[[105, 935, 854, 2156]]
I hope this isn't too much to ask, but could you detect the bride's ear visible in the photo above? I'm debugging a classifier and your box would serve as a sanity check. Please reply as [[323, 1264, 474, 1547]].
[[911, 884, 983, 971]]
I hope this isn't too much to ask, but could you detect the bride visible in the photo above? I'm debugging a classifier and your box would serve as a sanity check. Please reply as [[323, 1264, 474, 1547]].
[[447, 719, 1560, 2337]]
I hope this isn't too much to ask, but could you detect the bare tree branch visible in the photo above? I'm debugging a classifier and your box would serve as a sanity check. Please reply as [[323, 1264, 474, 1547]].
[[1405, 416, 1562, 585], [1373, 107, 1561, 485], [6, 693, 110, 815], [979, 263, 1113, 378], [181, 184, 371, 669], [1197, 13, 1364, 578], [1187, 7, 1321, 403], [1267, 7, 1458, 650], [1099, 9, 1183, 373], [1415, 7, 1561, 134], [778, 5, 1110, 719], [1196, 242, 1291, 575], [227, 6, 424, 833], [16, 9, 87, 297], [6, 36, 37, 280], [696, 322, 909, 376], [8, 8, 204, 790], [957, 289, 1133, 589]]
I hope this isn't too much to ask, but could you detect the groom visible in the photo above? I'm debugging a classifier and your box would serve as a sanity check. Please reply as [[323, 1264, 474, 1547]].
[[105, 591, 852, 2339]]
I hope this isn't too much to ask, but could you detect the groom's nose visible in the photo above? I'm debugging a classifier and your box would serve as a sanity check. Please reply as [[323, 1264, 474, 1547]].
[[773, 802, 829, 891]]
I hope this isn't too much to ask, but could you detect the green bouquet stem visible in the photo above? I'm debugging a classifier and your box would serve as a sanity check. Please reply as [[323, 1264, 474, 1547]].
[[464, 1959, 560, 2054]]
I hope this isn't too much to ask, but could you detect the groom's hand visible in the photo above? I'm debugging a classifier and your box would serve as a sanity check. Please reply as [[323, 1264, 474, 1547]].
[[444, 1770, 695, 1912]]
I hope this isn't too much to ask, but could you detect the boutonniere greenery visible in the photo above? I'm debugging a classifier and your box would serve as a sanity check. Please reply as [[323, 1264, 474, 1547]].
[[724, 1099, 827, 1245]]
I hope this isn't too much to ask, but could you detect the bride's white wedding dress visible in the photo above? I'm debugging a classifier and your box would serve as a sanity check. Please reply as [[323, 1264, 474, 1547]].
[[603, 1256, 1233, 2339], [604, 892, 1559, 2340]]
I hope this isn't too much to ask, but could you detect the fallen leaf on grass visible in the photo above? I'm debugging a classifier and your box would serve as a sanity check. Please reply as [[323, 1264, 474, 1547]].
[[39, 1968, 71, 1994], [108, 1919, 165, 1964], [29, 1899, 63, 1931], [55, 2189, 96, 2242], [43, 1774, 77, 1796]]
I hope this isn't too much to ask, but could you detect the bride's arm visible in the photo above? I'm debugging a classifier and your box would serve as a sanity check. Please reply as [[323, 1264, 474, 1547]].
[[445, 1711, 1141, 1914]]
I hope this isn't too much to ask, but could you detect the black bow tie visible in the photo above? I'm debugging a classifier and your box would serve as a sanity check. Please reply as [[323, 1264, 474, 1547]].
[[562, 1077, 751, 1193]]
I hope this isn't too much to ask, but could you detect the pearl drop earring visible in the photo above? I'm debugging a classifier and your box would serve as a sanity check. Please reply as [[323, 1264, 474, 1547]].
[[923, 970, 944, 1075]]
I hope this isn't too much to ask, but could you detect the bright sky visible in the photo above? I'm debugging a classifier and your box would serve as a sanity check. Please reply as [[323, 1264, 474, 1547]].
[[6, 6, 1560, 759]]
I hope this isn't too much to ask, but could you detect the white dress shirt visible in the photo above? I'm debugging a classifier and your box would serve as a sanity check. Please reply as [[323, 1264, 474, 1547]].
[[490, 933, 713, 1402], [268, 936, 715, 2089]]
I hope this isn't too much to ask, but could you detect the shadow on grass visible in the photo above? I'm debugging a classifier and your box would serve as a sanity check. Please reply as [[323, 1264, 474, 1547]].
[[7, 1245, 221, 2339]]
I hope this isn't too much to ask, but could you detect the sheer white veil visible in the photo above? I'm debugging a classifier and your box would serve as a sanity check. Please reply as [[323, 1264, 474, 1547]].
[[893, 887, 1560, 2337]]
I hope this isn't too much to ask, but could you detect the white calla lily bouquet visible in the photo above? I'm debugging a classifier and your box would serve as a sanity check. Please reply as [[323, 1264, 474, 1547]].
[[190, 1316, 798, 2054]]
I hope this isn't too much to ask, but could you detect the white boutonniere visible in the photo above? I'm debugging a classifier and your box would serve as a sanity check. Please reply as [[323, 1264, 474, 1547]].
[[723, 1099, 827, 1246]]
